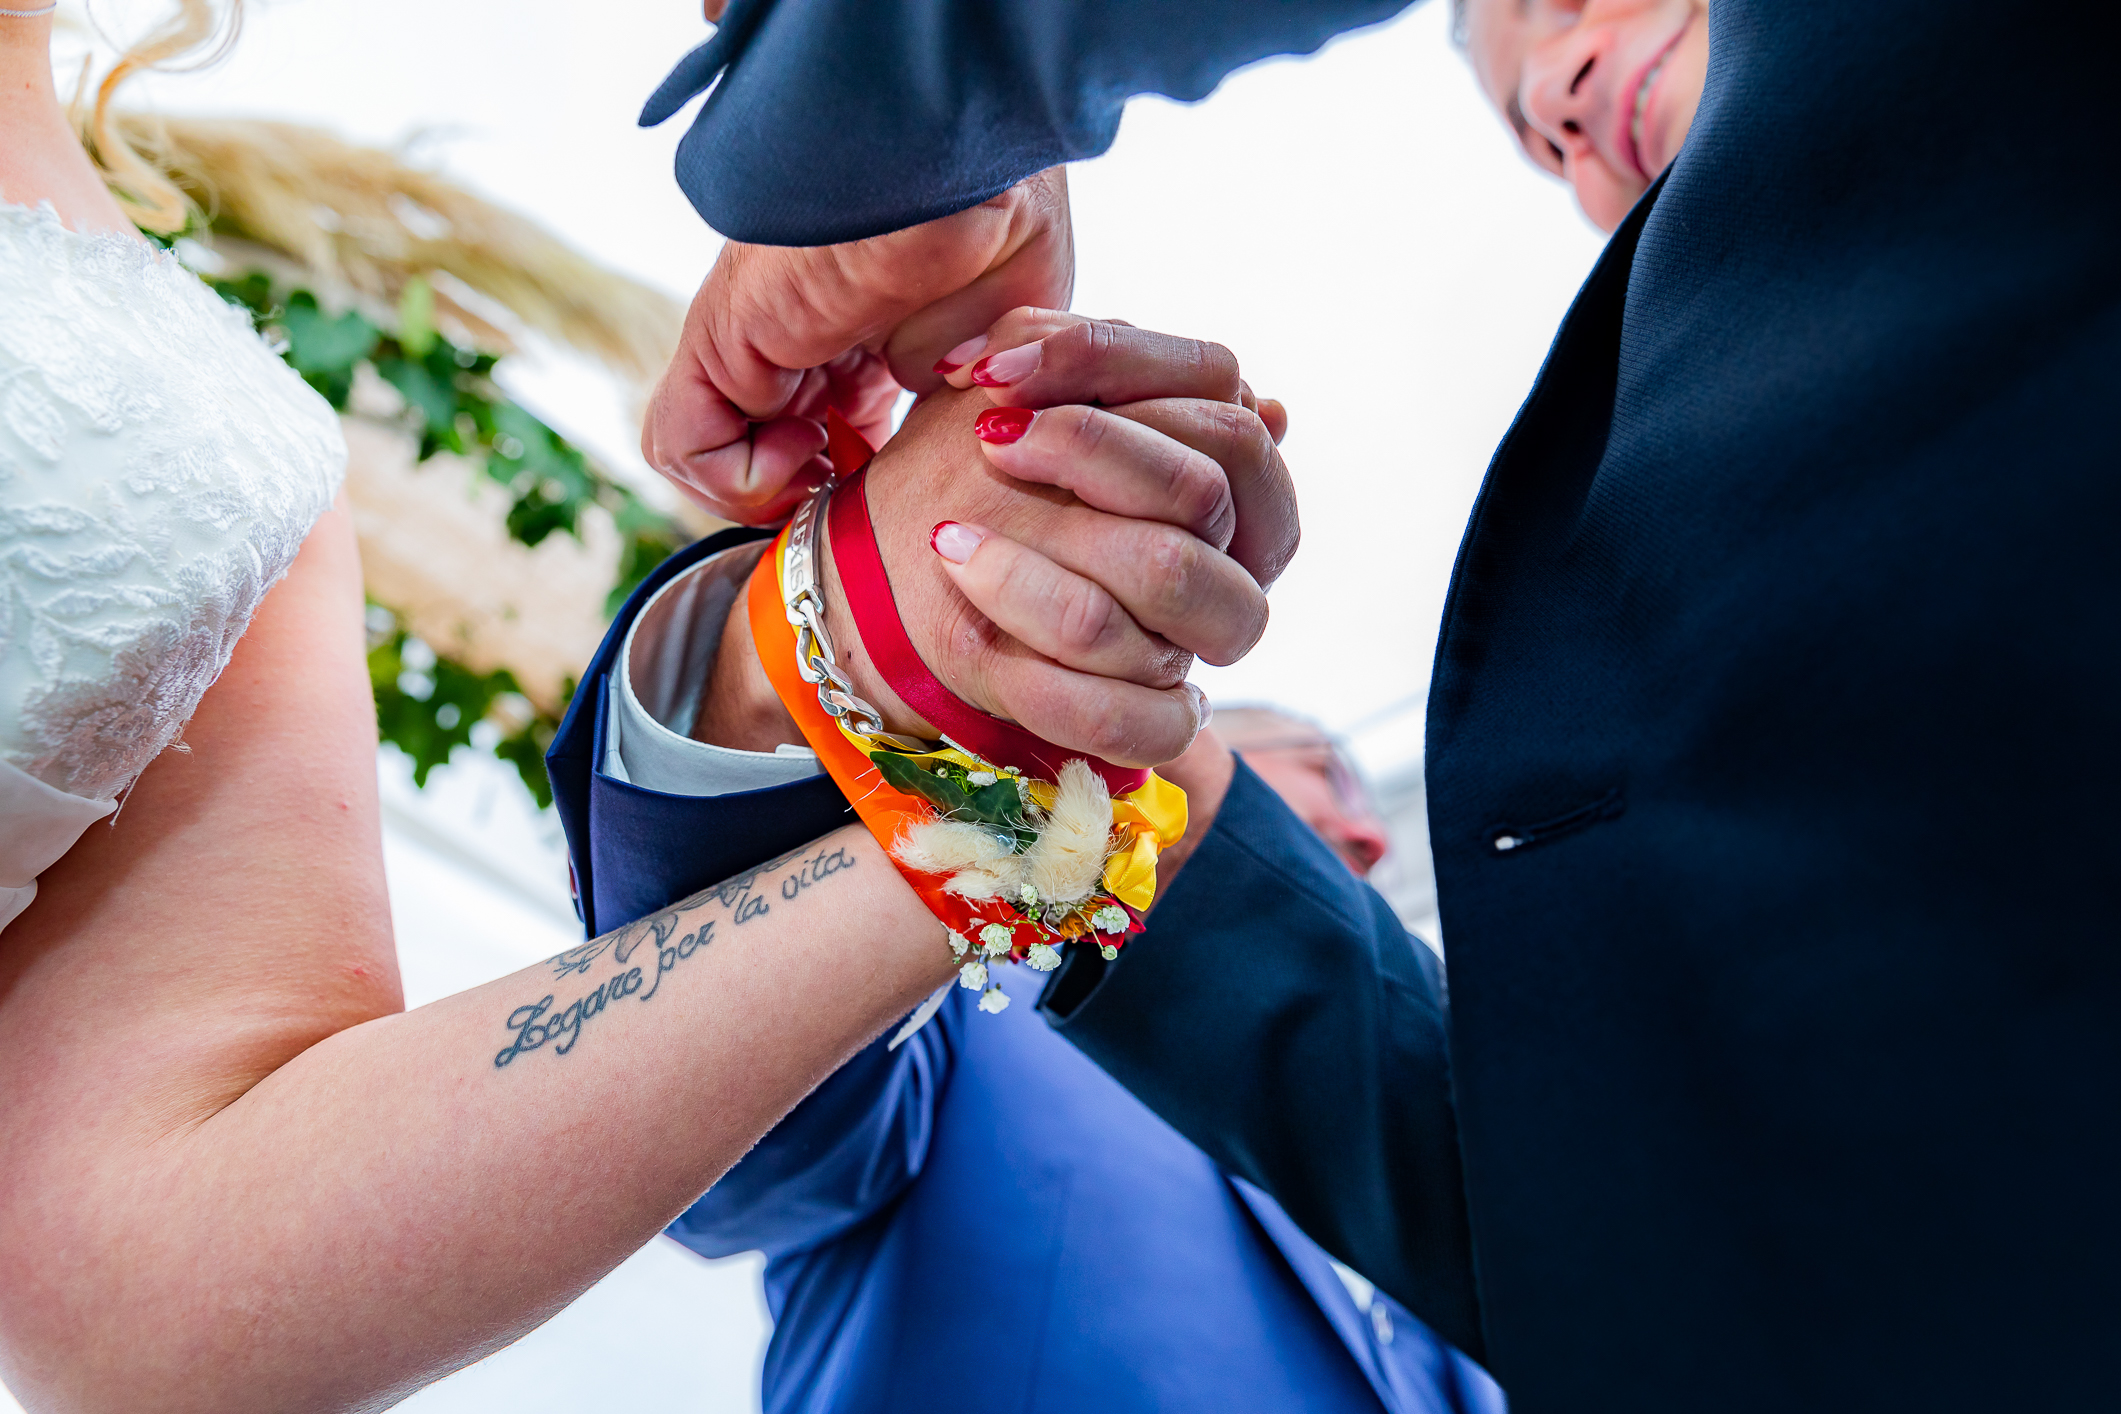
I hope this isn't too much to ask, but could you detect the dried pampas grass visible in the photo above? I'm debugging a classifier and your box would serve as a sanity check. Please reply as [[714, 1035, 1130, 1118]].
[[107, 113, 683, 385], [891, 759, 1117, 909], [1019, 761, 1114, 906]]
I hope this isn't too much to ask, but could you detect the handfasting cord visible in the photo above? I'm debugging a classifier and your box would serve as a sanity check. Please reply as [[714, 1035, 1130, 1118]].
[[825, 469, 1149, 794], [743, 414, 1185, 1022]]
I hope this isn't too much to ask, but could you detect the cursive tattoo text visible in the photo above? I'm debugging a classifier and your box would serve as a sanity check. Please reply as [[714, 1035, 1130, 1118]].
[[492, 842, 856, 1069]]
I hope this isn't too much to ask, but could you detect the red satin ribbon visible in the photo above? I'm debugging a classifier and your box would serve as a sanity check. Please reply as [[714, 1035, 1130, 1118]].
[[819, 411, 1149, 795]]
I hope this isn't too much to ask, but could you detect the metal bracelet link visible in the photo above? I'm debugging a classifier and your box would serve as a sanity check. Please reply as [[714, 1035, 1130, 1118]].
[[783, 483, 932, 753]]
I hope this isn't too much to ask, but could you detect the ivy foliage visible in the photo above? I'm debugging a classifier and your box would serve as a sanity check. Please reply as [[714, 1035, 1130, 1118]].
[[367, 607, 564, 809], [212, 271, 681, 600], [210, 270, 681, 806]]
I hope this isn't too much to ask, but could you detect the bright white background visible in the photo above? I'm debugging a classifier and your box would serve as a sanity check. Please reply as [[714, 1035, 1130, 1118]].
[[2, 1, 1604, 1409]]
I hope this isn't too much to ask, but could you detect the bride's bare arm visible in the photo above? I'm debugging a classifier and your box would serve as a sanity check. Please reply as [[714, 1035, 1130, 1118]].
[[0, 502, 953, 1413], [0, 311, 1287, 1411]]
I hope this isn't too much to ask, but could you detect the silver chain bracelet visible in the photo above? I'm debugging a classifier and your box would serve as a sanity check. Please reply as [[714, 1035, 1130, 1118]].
[[783, 481, 933, 753]]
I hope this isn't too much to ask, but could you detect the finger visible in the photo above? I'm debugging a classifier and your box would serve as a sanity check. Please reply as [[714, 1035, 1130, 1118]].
[[887, 171, 1076, 392], [790, 347, 904, 453], [695, 205, 1036, 419], [1094, 397, 1299, 589], [930, 522, 1193, 688], [933, 307, 1085, 391], [1019, 508, 1271, 668], [944, 609, 1208, 768], [981, 657, 1207, 768], [1258, 398, 1289, 444], [971, 404, 1237, 551], [967, 319, 1244, 412], [642, 352, 831, 524]]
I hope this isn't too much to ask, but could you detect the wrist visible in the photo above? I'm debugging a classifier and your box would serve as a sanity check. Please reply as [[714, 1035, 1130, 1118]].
[[693, 584, 805, 753], [815, 513, 937, 742], [1145, 725, 1236, 895]]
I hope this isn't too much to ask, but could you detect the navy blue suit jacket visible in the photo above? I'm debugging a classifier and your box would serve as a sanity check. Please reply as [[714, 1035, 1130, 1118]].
[[546, 559, 1502, 1414], [610, 1, 2121, 1406]]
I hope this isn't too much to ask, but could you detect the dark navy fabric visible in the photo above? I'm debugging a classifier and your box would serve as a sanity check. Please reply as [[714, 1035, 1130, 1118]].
[[551, 579, 1503, 1412], [669, 955, 1500, 1414], [1037, 4, 2121, 1413], [546, 526, 852, 938], [639, 0, 1413, 244], [597, 1, 2121, 1405]]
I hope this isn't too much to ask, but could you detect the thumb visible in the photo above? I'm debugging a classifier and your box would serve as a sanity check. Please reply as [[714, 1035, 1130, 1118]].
[[641, 347, 829, 525], [690, 173, 1070, 419]]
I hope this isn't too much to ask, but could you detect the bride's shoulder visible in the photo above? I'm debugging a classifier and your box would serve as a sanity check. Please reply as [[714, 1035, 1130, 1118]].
[[0, 198, 347, 806], [0, 198, 339, 434]]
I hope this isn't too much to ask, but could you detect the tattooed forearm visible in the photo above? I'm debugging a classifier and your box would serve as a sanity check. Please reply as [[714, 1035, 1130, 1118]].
[[493, 842, 859, 1069]]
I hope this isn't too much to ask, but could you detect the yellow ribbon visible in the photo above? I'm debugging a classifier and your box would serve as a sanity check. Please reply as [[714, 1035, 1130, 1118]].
[[834, 718, 1187, 912]]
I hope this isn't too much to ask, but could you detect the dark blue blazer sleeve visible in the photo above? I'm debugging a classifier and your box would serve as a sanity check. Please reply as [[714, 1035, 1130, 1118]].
[[640, 0, 1418, 245], [1039, 758, 1482, 1358], [545, 528, 852, 939]]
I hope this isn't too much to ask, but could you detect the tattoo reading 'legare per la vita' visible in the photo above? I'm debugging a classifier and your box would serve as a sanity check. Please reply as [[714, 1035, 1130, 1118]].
[[493, 844, 858, 1069]]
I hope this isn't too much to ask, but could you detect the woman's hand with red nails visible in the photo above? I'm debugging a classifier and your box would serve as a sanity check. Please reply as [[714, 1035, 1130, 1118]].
[[817, 383, 1274, 768], [938, 311, 1299, 592], [643, 170, 1074, 526]]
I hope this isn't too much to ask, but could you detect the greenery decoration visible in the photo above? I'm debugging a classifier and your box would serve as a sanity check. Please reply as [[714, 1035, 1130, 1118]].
[[210, 269, 683, 806]]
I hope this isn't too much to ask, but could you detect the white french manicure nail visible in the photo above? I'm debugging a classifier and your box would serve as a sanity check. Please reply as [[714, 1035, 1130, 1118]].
[[930, 521, 987, 565]]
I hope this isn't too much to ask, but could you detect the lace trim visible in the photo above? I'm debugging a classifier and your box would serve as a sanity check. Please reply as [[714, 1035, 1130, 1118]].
[[0, 200, 346, 800]]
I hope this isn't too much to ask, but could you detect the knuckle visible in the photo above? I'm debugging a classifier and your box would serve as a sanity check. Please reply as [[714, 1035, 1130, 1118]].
[[1142, 527, 1202, 621], [1082, 703, 1152, 764], [1191, 340, 1243, 401], [1057, 405, 1111, 461], [1144, 643, 1194, 690], [1204, 592, 1271, 668], [1053, 581, 1124, 660], [1046, 319, 1105, 377]]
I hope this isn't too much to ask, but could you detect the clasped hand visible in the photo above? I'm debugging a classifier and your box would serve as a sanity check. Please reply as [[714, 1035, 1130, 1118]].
[[686, 303, 1295, 769]]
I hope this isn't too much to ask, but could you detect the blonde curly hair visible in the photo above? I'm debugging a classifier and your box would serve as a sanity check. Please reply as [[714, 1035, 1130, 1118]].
[[73, 0, 242, 233]]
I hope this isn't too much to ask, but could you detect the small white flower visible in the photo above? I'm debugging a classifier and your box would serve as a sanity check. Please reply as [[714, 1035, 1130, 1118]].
[[978, 986, 1012, 1014], [1099, 944, 1119, 961], [1092, 905, 1130, 935], [958, 960, 988, 990], [1018, 884, 1040, 907], [979, 923, 1014, 957], [948, 931, 970, 958], [1025, 943, 1062, 972], [967, 770, 997, 787]]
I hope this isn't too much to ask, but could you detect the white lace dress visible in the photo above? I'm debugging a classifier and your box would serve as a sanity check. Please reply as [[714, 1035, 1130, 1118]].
[[0, 202, 346, 930]]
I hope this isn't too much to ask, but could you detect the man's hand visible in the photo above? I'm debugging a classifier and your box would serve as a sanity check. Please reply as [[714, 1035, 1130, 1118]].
[[644, 171, 1074, 526]]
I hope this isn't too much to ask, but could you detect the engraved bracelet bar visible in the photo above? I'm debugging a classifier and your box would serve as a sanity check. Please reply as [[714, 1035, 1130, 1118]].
[[782, 481, 932, 753]]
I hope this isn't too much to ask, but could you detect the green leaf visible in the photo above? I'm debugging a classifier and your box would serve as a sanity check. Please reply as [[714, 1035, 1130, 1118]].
[[373, 355, 462, 458], [871, 751, 972, 816], [276, 292, 380, 409], [504, 484, 578, 546], [493, 719, 556, 810], [962, 779, 1027, 827], [208, 271, 276, 320], [396, 275, 437, 358]]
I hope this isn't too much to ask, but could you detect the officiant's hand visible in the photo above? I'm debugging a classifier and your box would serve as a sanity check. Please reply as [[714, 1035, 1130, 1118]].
[[644, 169, 1074, 526], [700, 321, 1294, 768]]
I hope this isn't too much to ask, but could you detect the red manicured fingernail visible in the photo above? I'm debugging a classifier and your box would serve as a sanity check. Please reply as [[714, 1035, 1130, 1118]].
[[970, 342, 1042, 386], [933, 333, 989, 375], [931, 521, 987, 565], [974, 407, 1036, 445]]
